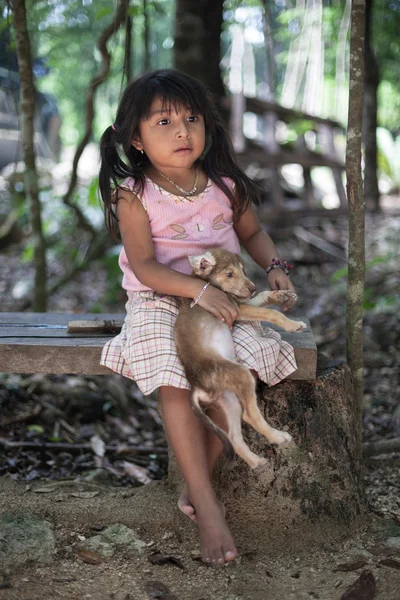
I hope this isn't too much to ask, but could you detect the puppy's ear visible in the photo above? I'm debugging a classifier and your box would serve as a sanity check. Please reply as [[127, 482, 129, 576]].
[[188, 252, 216, 275]]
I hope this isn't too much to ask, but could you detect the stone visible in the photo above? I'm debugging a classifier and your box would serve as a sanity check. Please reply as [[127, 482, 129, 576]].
[[78, 524, 147, 559], [0, 513, 55, 571]]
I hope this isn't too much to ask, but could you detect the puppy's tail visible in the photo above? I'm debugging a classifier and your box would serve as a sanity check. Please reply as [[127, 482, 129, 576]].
[[190, 388, 235, 462]]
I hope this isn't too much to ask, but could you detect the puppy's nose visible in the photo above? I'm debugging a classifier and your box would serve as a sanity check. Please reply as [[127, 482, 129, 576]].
[[249, 284, 256, 297]]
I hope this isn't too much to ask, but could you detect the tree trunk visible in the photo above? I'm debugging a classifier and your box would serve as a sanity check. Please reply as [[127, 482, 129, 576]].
[[345, 0, 366, 450], [174, 0, 225, 101], [143, 0, 150, 71], [13, 0, 47, 312], [124, 14, 133, 82], [363, 0, 380, 211], [168, 360, 365, 528]]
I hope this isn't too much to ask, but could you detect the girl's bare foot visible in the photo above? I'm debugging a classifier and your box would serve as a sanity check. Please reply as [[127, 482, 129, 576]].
[[178, 484, 226, 523], [194, 494, 238, 564]]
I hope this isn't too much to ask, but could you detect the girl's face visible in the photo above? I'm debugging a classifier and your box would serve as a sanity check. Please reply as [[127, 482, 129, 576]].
[[132, 97, 206, 172]]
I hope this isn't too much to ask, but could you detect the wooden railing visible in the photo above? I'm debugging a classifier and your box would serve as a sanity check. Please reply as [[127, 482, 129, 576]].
[[227, 93, 346, 210]]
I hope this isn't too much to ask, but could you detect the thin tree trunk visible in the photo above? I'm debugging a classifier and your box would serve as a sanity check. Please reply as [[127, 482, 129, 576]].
[[345, 0, 366, 455], [13, 0, 47, 312], [124, 14, 133, 82], [363, 0, 380, 211], [143, 0, 150, 71]]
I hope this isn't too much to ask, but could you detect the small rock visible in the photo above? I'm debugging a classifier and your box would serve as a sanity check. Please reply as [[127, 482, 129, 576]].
[[79, 524, 147, 559], [0, 514, 55, 571]]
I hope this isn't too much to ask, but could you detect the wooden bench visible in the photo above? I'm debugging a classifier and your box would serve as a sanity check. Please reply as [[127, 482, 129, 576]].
[[0, 312, 317, 380]]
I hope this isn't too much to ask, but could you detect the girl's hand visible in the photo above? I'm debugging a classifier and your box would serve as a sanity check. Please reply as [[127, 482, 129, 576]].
[[197, 284, 238, 327], [267, 270, 296, 312]]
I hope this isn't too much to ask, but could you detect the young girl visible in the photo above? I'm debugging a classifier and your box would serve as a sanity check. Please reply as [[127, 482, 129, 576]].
[[99, 69, 297, 566]]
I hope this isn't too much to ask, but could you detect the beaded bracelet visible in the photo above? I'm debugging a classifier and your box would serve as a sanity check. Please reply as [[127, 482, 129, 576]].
[[190, 282, 210, 308], [265, 258, 294, 277]]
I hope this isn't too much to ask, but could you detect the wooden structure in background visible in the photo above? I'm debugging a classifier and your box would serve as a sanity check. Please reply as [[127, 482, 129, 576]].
[[228, 92, 347, 210]]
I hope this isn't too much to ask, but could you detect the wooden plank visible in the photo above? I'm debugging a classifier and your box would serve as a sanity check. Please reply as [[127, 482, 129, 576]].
[[0, 312, 120, 325], [238, 145, 344, 169], [243, 97, 343, 129], [0, 313, 317, 380]]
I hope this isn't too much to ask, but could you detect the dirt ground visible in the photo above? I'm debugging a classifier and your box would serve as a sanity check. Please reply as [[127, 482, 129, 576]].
[[0, 475, 400, 600]]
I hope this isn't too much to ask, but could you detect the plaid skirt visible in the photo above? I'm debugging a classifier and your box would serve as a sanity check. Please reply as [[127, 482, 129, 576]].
[[100, 292, 297, 395]]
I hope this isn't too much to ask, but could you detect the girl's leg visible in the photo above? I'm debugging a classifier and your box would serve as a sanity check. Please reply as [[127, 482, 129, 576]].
[[159, 386, 238, 564], [178, 405, 226, 520]]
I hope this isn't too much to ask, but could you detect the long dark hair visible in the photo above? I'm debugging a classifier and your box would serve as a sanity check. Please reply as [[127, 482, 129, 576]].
[[99, 69, 262, 240]]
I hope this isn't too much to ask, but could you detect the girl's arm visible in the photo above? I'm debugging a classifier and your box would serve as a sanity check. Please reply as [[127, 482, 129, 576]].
[[117, 191, 238, 325], [234, 204, 296, 299]]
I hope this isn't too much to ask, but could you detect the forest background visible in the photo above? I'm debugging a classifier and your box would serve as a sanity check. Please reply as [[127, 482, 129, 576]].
[[0, 1, 400, 597]]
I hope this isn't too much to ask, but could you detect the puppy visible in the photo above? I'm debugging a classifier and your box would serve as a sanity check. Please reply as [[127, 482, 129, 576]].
[[174, 249, 306, 469]]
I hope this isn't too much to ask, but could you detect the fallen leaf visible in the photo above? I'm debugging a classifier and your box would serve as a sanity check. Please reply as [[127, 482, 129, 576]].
[[340, 570, 376, 600], [146, 580, 179, 599], [70, 491, 99, 499], [90, 435, 106, 457], [368, 544, 399, 556], [379, 558, 400, 570], [333, 560, 368, 572], [148, 552, 185, 569], [74, 548, 102, 565], [121, 461, 152, 485]]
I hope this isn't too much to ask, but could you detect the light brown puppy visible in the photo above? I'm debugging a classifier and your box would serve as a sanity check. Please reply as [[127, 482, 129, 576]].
[[174, 249, 306, 469]]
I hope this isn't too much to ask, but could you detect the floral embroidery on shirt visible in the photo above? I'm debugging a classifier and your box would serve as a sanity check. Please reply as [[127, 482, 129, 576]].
[[170, 224, 189, 240], [170, 214, 231, 241], [212, 214, 229, 230]]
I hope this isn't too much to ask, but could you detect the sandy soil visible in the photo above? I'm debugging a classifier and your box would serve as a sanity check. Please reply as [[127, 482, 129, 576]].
[[0, 476, 399, 600]]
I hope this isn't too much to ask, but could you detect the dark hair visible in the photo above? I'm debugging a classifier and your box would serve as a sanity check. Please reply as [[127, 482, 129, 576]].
[[99, 69, 262, 241]]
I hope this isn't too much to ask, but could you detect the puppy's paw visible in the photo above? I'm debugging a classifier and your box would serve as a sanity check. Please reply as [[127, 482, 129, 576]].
[[267, 290, 298, 308], [270, 429, 293, 445], [285, 320, 307, 332]]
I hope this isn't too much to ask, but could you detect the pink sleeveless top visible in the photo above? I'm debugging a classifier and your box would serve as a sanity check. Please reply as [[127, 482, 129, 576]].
[[118, 176, 241, 292]]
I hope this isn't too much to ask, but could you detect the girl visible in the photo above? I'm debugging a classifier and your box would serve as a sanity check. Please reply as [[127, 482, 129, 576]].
[[99, 69, 297, 566]]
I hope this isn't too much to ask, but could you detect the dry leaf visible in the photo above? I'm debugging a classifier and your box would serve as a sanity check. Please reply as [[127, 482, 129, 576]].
[[333, 560, 368, 572], [148, 552, 185, 569], [379, 558, 400, 569], [121, 461, 152, 485], [90, 435, 105, 457], [340, 570, 376, 600], [146, 580, 178, 599], [70, 491, 99, 499], [74, 548, 102, 565]]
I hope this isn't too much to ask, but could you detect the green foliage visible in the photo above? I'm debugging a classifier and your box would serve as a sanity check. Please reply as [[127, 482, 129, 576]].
[[27, 424, 45, 435], [29, 0, 174, 145], [331, 253, 397, 311]]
